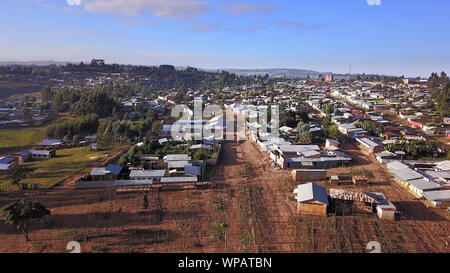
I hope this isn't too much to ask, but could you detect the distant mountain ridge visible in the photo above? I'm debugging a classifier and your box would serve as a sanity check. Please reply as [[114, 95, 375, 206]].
[[199, 68, 329, 79]]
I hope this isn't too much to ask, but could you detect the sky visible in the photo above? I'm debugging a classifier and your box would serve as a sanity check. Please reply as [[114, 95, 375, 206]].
[[0, 0, 449, 77]]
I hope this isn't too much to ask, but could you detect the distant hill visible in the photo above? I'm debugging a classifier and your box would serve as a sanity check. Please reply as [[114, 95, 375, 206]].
[[199, 68, 329, 79], [0, 60, 73, 66]]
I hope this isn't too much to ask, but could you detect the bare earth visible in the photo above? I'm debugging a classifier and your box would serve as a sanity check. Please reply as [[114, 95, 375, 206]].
[[0, 140, 449, 253]]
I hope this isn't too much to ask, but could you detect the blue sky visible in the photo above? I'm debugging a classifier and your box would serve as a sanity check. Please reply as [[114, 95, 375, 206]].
[[1, 0, 449, 76]]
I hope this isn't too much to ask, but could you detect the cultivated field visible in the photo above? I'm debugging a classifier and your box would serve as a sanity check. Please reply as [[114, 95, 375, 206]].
[[0, 127, 46, 155], [0, 145, 123, 191]]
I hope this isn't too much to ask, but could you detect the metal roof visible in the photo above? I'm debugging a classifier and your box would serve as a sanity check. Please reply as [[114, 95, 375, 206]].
[[0, 157, 13, 164], [168, 161, 192, 169], [422, 190, 450, 202], [106, 164, 123, 175], [159, 176, 198, 183], [408, 178, 441, 191], [90, 167, 109, 176], [38, 139, 62, 146], [130, 169, 166, 178], [164, 154, 191, 161], [295, 183, 329, 205], [114, 179, 153, 186], [184, 165, 201, 176], [0, 163, 12, 170]]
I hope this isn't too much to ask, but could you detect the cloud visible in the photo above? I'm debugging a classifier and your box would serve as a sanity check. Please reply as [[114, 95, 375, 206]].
[[187, 22, 265, 34], [75, 0, 210, 20], [275, 20, 338, 32], [66, 0, 83, 6], [224, 3, 277, 15], [117, 18, 159, 26], [366, 0, 381, 6]]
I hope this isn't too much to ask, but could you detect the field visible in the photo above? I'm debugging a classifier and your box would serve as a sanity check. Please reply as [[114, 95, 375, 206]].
[[0, 145, 122, 191], [0, 127, 47, 155]]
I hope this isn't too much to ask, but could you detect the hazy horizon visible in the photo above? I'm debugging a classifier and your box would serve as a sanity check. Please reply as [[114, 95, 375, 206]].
[[1, 0, 449, 77]]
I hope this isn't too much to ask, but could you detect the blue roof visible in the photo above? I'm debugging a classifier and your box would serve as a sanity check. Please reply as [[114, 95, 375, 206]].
[[106, 164, 123, 175], [20, 150, 32, 156], [0, 156, 13, 164], [184, 165, 201, 176]]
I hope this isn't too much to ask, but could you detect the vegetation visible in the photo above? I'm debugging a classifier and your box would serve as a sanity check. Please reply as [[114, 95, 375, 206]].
[[0, 127, 46, 154], [1, 200, 50, 241], [385, 140, 439, 159], [428, 71, 450, 117], [46, 114, 98, 140], [0, 146, 121, 190]]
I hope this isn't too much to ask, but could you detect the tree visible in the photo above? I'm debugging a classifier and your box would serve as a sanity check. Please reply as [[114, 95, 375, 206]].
[[193, 149, 209, 160], [326, 125, 340, 141], [1, 200, 51, 241], [296, 121, 313, 144], [9, 166, 34, 190]]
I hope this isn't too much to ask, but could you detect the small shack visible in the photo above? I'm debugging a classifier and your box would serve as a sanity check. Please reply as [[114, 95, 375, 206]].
[[293, 183, 328, 216], [292, 169, 327, 182], [367, 192, 398, 220], [353, 176, 368, 186]]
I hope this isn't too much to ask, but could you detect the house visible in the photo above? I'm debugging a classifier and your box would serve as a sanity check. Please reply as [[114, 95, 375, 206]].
[[356, 137, 385, 155], [422, 190, 450, 208], [292, 169, 327, 182], [90, 164, 123, 181], [352, 176, 368, 186], [129, 169, 166, 181], [20, 150, 55, 161], [293, 183, 329, 216], [325, 138, 340, 148], [84, 136, 97, 143], [37, 139, 63, 149], [184, 165, 201, 177], [407, 178, 440, 197], [367, 192, 398, 220], [0, 163, 15, 174]]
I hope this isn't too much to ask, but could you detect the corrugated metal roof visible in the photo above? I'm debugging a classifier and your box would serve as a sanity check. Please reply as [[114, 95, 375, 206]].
[[184, 165, 201, 176], [159, 176, 198, 183], [408, 178, 441, 191], [106, 164, 123, 175], [422, 190, 450, 201], [114, 180, 153, 186], [295, 183, 328, 205], [130, 169, 166, 178], [168, 161, 192, 169]]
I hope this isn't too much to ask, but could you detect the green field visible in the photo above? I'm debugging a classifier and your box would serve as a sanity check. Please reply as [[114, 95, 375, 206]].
[[0, 127, 47, 155], [0, 145, 121, 191]]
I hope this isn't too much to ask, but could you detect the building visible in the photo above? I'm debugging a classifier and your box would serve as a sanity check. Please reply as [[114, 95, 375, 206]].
[[422, 190, 450, 208], [129, 169, 166, 181], [37, 139, 63, 149], [292, 169, 327, 182], [0, 163, 15, 174], [325, 138, 340, 148], [293, 183, 329, 216], [367, 192, 398, 220], [20, 150, 55, 161], [325, 74, 334, 82], [90, 164, 123, 181], [352, 176, 368, 186], [356, 137, 385, 155]]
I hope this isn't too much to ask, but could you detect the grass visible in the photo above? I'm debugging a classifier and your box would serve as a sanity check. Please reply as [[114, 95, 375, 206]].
[[0, 145, 121, 191], [0, 127, 47, 154]]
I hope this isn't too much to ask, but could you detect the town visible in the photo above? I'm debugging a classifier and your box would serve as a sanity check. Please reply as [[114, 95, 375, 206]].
[[1, 60, 449, 253]]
